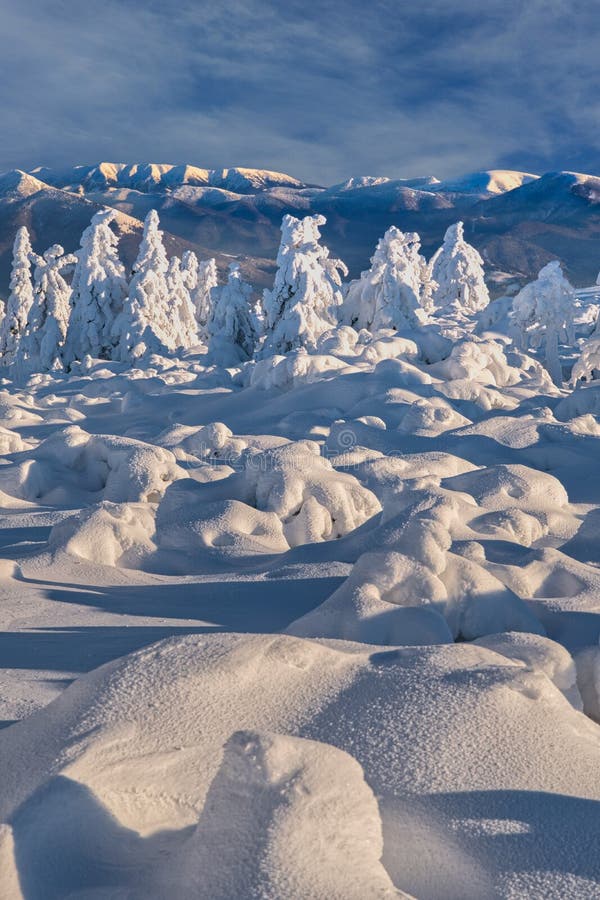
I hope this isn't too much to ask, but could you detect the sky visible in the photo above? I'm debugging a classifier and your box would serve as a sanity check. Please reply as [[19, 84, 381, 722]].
[[1, 0, 600, 184]]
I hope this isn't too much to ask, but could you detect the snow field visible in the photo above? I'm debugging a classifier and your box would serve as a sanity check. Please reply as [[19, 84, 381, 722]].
[[0, 211, 600, 896]]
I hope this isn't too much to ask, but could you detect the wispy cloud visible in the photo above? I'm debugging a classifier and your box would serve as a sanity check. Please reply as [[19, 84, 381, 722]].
[[1, 0, 599, 182]]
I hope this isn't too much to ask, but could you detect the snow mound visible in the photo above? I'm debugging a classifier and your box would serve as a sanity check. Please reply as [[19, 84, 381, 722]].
[[249, 352, 356, 391], [186, 441, 381, 547], [441, 551, 545, 639], [2, 633, 600, 899], [436, 378, 516, 411], [428, 339, 519, 386], [161, 421, 248, 463], [470, 508, 547, 547], [245, 442, 381, 545], [288, 550, 453, 646], [443, 464, 569, 514], [49, 501, 156, 567], [555, 383, 600, 421], [187, 729, 403, 899], [472, 632, 582, 709], [373, 356, 433, 386], [156, 484, 289, 558], [397, 396, 471, 436], [0, 426, 184, 505], [357, 453, 477, 498], [358, 334, 420, 365], [0, 426, 30, 454]]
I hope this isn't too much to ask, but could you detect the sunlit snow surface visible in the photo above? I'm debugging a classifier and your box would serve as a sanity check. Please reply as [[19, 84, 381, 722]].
[[1, 328, 600, 897]]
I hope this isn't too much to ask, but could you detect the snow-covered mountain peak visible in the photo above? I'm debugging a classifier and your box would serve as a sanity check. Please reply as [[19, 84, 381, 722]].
[[210, 167, 306, 192], [0, 169, 51, 198], [431, 169, 539, 196], [332, 176, 392, 192], [27, 163, 306, 195]]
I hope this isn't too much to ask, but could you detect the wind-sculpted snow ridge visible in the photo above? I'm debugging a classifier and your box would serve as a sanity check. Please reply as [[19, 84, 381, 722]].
[[2, 323, 600, 896]]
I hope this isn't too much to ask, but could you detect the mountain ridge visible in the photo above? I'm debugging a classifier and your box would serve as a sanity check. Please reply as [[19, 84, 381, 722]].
[[1, 162, 600, 295]]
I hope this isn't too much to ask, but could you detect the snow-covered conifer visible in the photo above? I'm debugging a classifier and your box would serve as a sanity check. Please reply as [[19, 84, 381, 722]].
[[418, 253, 438, 316], [0, 226, 35, 364], [19, 245, 77, 373], [571, 333, 600, 384], [63, 210, 127, 365], [184, 254, 217, 337], [512, 260, 575, 385], [341, 227, 430, 331], [261, 214, 347, 356], [207, 263, 260, 365], [166, 255, 199, 350], [430, 221, 489, 317], [180, 250, 198, 300], [113, 210, 174, 361]]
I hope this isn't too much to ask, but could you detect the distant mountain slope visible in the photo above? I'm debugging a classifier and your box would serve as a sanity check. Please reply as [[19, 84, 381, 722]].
[[430, 169, 538, 197], [29, 163, 307, 194], [0, 169, 276, 293], [0, 161, 598, 295]]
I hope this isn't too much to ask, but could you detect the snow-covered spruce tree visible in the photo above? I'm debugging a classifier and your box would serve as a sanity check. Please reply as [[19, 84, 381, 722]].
[[207, 263, 260, 365], [418, 252, 438, 316], [509, 260, 574, 385], [261, 214, 347, 356], [430, 221, 489, 317], [183, 254, 217, 338], [572, 260, 600, 382], [509, 280, 537, 352], [341, 227, 430, 331], [18, 245, 77, 374], [113, 210, 174, 361], [0, 226, 35, 364], [166, 255, 199, 350], [571, 333, 600, 384], [63, 210, 128, 366]]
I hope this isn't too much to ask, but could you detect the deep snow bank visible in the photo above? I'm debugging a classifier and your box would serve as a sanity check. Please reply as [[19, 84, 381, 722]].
[[0, 633, 599, 899]]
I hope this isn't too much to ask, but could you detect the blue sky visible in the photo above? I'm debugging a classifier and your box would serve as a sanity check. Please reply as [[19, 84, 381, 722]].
[[1, 0, 599, 183]]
